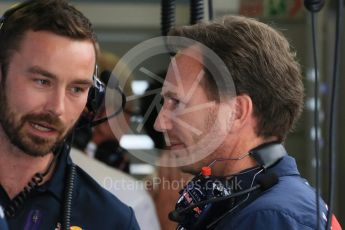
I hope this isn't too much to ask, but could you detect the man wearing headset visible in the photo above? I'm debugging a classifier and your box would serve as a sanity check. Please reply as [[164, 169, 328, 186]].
[[0, 0, 139, 229], [154, 16, 341, 229]]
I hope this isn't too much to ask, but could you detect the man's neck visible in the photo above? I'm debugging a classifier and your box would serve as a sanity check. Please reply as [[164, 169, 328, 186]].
[[0, 129, 55, 199], [215, 136, 276, 176]]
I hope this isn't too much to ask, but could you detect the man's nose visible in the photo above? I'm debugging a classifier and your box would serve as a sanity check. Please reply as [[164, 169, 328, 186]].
[[44, 89, 65, 117], [154, 106, 172, 132]]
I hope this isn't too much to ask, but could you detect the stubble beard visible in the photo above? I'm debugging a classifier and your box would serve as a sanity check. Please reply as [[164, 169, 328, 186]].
[[180, 107, 227, 174], [0, 85, 71, 157]]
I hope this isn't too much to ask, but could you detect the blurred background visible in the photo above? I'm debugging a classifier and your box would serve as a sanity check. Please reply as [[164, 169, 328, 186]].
[[1, 0, 344, 228]]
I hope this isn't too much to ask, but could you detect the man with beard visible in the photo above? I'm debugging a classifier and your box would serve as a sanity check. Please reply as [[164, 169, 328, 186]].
[[154, 16, 341, 229], [0, 1, 139, 229]]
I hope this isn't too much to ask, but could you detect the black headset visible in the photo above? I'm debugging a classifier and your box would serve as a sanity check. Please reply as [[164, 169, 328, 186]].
[[170, 143, 285, 230]]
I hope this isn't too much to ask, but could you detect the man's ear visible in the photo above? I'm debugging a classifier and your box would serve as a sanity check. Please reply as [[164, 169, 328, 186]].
[[229, 94, 253, 133]]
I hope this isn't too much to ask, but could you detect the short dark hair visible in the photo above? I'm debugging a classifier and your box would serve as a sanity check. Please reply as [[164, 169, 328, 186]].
[[0, 0, 97, 79], [169, 15, 304, 141]]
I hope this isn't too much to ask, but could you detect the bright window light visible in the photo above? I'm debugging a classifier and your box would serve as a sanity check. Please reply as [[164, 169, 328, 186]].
[[120, 134, 154, 150], [132, 80, 149, 95]]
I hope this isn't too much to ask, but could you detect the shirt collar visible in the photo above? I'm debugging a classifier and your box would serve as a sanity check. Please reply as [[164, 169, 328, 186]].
[[231, 155, 300, 192], [267, 155, 300, 177]]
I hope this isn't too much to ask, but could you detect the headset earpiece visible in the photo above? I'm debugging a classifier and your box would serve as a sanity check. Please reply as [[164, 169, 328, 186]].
[[77, 68, 126, 129], [86, 65, 105, 114], [79, 65, 106, 128]]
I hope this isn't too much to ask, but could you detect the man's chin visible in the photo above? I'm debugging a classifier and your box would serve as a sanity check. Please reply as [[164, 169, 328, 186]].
[[13, 135, 64, 157], [18, 143, 55, 157], [178, 153, 219, 175], [179, 163, 203, 175]]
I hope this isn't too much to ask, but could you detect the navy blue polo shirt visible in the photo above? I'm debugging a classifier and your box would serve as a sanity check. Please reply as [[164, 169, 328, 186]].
[[0, 206, 8, 230], [0, 149, 139, 229], [215, 155, 329, 230]]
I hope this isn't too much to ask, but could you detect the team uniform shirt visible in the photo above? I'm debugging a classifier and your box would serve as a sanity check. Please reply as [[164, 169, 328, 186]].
[[0, 150, 139, 230], [0, 206, 8, 230], [215, 155, 341, 230]]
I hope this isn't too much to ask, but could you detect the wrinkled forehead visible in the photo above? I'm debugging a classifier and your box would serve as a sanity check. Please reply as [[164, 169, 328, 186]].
[[162, 46, 206, 95]]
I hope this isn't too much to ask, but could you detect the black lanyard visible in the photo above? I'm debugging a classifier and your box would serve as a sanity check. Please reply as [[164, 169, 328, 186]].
[[4, 140, 76, 230], [61, 163, 76, 230]]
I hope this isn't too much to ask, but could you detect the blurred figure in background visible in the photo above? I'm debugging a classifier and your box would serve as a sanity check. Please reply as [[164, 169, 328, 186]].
[[148, 155, 192, 230], [70, 147, 160, 230], [71, 50, 160, 229], [89, 68, 131, 172], [73, 50, 133, 173]]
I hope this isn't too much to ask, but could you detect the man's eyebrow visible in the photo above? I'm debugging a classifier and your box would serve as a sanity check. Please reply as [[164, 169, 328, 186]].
[[28, 66, 57, 79], [162, 91, 179, 98], [71, 79, 93, 87], [28, 66, 93, 86]]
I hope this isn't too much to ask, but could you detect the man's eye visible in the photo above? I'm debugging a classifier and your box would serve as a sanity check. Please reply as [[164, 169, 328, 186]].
[[165, 97, 178, 105], [35, 79, 50, 86], [168, 98, 184, 110], [161, 95, 185, 110], [169, 98, 180, 105], [71, 87, 85, 94]]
